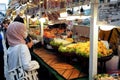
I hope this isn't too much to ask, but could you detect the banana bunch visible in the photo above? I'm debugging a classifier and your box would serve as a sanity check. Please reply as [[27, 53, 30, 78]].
[[76, 41, 90, 57], [98, 41, 112, 57], [58, 41, 113, 58], [65, 38, 74, 43], [58, 43, 77, 53], [76, 41, 112, 57]]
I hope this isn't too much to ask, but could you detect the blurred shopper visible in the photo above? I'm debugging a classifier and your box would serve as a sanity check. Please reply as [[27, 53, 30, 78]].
[[0, 19, 10, 48], [14, 15, 24, 23], [0, 19, 10, 80], [5, 22, 40, 80], [0, 19, 10, 30]]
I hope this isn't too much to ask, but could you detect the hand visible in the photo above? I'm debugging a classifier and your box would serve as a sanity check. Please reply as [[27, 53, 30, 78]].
[[27, 40, 33, 48]]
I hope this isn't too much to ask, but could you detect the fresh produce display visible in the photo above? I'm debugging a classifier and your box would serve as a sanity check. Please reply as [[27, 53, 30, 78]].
[[44, 29, 56, 38], [58, 41, 113, 58], [28, 20, 41, 40], [65, 38, 74, 43], [94, 74, 115, 80], [44, 28, 65, 38], [58, 43, 77, 53], [50, 38, 73, 47]]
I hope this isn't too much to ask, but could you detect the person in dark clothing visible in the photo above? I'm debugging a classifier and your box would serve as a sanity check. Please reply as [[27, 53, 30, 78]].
[[1, 19, 10, 48], [25, 35, 34, 52], [0, 19, 10, 80], [0, 29, 6, 80], [14, 15, 24, 23]]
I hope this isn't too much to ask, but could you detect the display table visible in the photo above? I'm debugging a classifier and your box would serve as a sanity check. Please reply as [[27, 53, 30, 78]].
[[32, 48, 88, 80]]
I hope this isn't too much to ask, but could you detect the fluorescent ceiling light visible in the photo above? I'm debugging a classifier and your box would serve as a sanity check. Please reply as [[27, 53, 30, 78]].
[[66, 16, 80, 20], [58, 15, 91, 20], [58, 17, 67, 20], [78, 15, 91, 19]]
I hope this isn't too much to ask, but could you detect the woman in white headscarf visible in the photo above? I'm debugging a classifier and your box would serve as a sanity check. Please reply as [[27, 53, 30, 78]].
[[5, 22, 40, 80]]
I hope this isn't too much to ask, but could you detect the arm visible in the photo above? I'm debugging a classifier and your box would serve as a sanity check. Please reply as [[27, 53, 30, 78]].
[[20, 45, 40, 71]]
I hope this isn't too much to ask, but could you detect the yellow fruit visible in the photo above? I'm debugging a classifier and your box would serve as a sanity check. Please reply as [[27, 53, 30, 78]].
[[65, 38, 74, 42]]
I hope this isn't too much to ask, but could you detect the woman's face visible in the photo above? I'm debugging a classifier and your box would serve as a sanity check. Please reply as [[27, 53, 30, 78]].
[[21, 26, 28, 39], [23, 31, 28, 39]]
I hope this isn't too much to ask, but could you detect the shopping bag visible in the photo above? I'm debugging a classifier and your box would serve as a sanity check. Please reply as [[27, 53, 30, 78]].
[[8, 66, 38, 80], [8, 45, 39, 80]]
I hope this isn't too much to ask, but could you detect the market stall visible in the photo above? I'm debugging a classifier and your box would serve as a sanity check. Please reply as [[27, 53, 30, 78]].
[[6, 0, 120, 80]]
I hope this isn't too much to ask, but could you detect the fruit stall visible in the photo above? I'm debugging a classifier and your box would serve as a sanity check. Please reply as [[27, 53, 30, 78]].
[[6, 0, 120, 80]]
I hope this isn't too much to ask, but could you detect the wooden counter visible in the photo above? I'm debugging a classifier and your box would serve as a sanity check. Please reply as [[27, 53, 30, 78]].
[[33, 48, 88, 80]]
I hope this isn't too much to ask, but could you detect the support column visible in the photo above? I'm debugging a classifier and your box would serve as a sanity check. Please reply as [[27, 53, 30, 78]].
[[89, 0, 99, 80]]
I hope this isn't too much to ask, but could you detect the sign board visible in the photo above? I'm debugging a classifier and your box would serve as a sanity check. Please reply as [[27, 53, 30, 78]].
[[98, 1, 120, 26], [0, 3, 6, 14]]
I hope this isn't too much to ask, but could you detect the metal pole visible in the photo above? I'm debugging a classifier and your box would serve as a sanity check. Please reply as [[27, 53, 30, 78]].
[[89, 0, 99, 80], [41, 21, 44, 45]]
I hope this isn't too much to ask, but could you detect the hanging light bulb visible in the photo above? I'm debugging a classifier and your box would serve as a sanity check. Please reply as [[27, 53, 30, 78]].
[[29, 0, 32, 3]]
